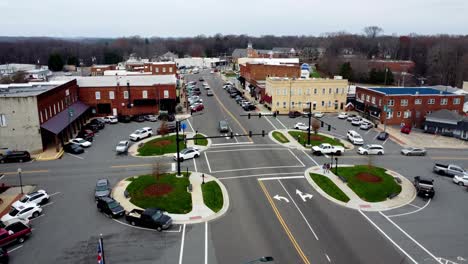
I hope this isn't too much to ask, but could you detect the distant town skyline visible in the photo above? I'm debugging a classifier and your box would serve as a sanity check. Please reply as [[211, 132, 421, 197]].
[[1, 0, 468, 38]]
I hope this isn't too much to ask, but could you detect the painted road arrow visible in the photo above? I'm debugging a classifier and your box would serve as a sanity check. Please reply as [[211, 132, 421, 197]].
[[273, 195, 289, 203], [296, 189, 313, 202]]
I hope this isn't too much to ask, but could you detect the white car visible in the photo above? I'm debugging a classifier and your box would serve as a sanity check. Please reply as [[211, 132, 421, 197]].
[[347, 130, 364, 145], [337, 112, 348, 119], [70, 138, 92, 148], [453, 175, 468, 186], [116, 140, 130, 153], [360, 122, 373, 130], [12, 190, 49, 208], [210, 70, 214, 74], [351, 117, 362, 126], [294, 122, 310, 131], [311, 143, 345, 155], [313, 112, 324, 118], [103, 116, 118, 124], [144, 115, 158, 122], [129, 127, 153, 141], [358, 144, 384, 155], [173, 148, 200, 161], [1, 203, 42, 222]]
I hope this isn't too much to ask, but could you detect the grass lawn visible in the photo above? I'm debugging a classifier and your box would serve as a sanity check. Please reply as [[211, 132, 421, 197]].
[[337, 165, 401, 202], [310, 173, 350, 202], [272, 131, 290, 143], [202, 181, 223, 213], [126, 173, 192, 214], [138, 134, 186, 156], [194, 134, 208, 146], [310, 71, 321, 78], [288, 131, 343, 147], [223, 73, 237, 78]]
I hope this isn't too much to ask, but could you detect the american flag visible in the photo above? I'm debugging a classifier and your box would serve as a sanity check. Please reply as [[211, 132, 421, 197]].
[[97, 238, 104, 264]]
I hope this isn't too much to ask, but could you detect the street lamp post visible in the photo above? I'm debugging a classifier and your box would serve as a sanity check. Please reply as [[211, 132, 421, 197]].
[[176, 121, 181, 177], [335, 157, 338, 175], [17, 168, 23, 194], [307, 102, 312, 146]]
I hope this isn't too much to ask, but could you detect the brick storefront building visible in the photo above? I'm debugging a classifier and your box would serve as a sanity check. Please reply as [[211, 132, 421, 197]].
[[143, 62, 177, 75], [355, 87, 465, 127], [239, 62, 300, 100], [91, 65, 116, 76]]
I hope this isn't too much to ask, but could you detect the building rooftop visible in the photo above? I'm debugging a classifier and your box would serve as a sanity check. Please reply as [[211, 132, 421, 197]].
[[368, 87, 454, 95], [0, 80, 69, 97], [54, 75, 176, 87], [145, 61, 176, 65]]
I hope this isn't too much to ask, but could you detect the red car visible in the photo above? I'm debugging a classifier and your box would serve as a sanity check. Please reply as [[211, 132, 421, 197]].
[[401, 125, 412, 134], [0, 222, 32, 248], [190, 104, 205, 112]]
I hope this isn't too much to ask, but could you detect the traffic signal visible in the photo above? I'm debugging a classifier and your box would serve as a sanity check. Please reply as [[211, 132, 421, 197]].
[[248, 113, 251, 119], [230, 132, 234, 138], [321, 121, 324, 127], [249, 131, 252, 137], [262, 130, 265, 137], [328, 125, 331, 131]]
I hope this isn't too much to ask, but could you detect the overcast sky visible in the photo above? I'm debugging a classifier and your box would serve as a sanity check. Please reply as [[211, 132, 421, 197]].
[[1, 0, 467, 37]]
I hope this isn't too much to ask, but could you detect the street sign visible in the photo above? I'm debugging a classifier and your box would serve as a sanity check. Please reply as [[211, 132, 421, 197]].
[[68, 108, 74, 117], [180, 122, 187, 131], [383, 105, 388, 112]]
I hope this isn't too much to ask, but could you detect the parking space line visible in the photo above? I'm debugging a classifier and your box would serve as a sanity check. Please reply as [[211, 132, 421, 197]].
[[7, 245, 23, 254], [365, 129, 373, 134], [41, 202, 54, 208], [383, 138, 389, 145], [359, 210, 417, 264], [258, 176, 304, 181], [31, 214, 45, 221], [179, 224, 187, 264], [66, 153, 84, 159], [386, 198, 431, 218], [288, 149, 305, 167], [380, 211, 443, 264], [204, 152, 212, 173], [301, 150, 320, 166], [325, 254, 331, 262], [277, 179, 319, 240], [49, 192, 61, 197], [0, 174, 4, 181], [219, 172, 305, 180]]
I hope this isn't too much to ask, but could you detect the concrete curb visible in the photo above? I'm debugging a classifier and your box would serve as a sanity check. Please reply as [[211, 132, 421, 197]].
[[35, 149, 64, 161], [304, 166, 416, 212], [268, 129, 354, 151]]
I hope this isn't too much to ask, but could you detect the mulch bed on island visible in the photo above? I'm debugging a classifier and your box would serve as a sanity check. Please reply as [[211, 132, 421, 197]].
[[152, 140, 171, 147], [143, 183, 174, 197], [356, 172, 382, 183], [310, 135, 324, 141]]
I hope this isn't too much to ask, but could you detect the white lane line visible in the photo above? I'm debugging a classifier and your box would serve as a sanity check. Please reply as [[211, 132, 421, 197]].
[[276, 118, 288, 129], [380, 212, 443, 264], [408, 203, 422, 209], [30, 214, 45, 221], [219, 172, 305, 180], [112, 219, 182, 232], [258, 176, 304, 181], [386, 198, 431, 218], [41, 202, 55, 208], [205, 221, 208, 264], [193, 158, 198, 172], [179, 224, 186, 264], [264, 116, 278, 130], [301, 149, 320, 166], [325, 254, 331, 262], [211, 165, 304, 174], [7, 245, 23, 253], [49, 192, 61, 197], [359, 210, 417, 264], [204, 152, 212, 173], [206, 148, 286, 153], [66, 153, 84, 160], [278, 179, 319, 240], [187, 119, 195, 133], [288, 149, 305, 167], [210, 142, 255, 146]]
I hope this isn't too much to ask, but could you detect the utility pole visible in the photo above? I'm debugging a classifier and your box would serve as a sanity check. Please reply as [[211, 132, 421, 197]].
[[176, 121, 181, 176], [307, 102, 312, 146]]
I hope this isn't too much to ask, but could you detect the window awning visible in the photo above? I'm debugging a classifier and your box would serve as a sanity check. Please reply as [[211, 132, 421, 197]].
[[41, 101, 89, 135]]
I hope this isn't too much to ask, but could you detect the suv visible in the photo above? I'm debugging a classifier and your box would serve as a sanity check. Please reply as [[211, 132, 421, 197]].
[[96, 197, 125, 218], [414, 176, 435, 198], [13, 190, 49, 207], [0, 222, 32, 247], [129, 127, 153, 141], [219, 120, 229, 133], [0, 151, 31, 163], [358, 144, 384, 155], [347, 130, 364, 145]]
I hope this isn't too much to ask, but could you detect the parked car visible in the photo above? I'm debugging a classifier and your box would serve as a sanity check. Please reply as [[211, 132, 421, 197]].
[[313, 112, 324, 118], [358, 144, 384, 155], [125, 208, 172, 231], [219, 120, 229, 133], [243, 103, 256, 111], [0, 248, 8, 264], [0, 151, 31, 164], [346, 114, 357, 121], [132, 115, 146, 122], [288, 111, 302, 118], [206, 90, 214, 96], [0, 218, 30, 230], [115, 141, 130, 154], [94, 179, 111, 201], [401, 125, 412, 134], [199, 78, 204, 81], [190, 103, 205, 112], [144, 115, 158, 122], [414, 176, 435, 198], [84, 123, 99, 132], [158, 112, 175, 122], [360, 122, 373, 130], [103, 116, 118, 124], [63, 143, 84, 154], [294, 123, 310, 131], [173, 148, 200, 162], [351, 117, 362, 126], [401, 147, 426, 156], [433, 163, 467, 177], [337, 112, 348, 119], [1, 203, 42, 222], [311, 143, 344, 156], [89, 119, 105, 129], [78, 129, 94, 142], [0, 221, 32, 248], [347, 130, 364, 145], [129, 127, 153, 141], [118, 115, 132, 123], [377, 132, 389, 141], [235, 96, 244, 104], [453, 175, 468, 186], [13, 190, 49, 208], [70, 138, 92, 148], [96, 197, 125, 218]]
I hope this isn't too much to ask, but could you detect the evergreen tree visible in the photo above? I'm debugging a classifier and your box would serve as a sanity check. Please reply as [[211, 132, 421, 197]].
[[339, 62, 354, 80], [48, 53, 64, 71]]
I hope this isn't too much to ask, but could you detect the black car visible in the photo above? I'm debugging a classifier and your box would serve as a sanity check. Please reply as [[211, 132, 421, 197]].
[[63, 143, 84, 154], [288, 111, 302, 118], [132, 115, 145, 122], [243, 104, 257, 111], [0, 151, 31, 163], [158, 113, 175, 122], [84, 123, 99, 132], [118, 115, 132, 123], [199, 78, 204, 81], [96, 197, 125, 218], [89, 119, 105, 129], [377, 132, 389, 141]]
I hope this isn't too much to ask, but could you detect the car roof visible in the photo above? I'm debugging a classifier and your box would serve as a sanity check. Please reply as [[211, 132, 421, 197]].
[[99, 197, 115, 203], [142, 127, 152, 130], [366, 144, 383, 148], [97, 179, 109, 185], [118, 140, 129, 144]]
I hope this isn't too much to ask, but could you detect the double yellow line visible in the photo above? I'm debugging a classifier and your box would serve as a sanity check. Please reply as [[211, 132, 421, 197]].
[[258, 180, 311, 264]]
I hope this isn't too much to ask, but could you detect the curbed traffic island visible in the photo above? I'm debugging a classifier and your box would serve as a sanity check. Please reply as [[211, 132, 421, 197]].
[[112, 172, 229, 225], [269, 129, 354, 151]]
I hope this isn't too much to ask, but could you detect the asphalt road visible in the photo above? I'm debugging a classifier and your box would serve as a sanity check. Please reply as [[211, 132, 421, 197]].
[[0, 69, 466, 263]]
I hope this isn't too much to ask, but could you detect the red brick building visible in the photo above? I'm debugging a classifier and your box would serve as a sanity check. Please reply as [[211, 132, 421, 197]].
[[368, 60, 415, 73], [76, 75, 177, 116], [91, 65, 116, 76], [355, 86, 465, 127], [143, 62, 177, 75]]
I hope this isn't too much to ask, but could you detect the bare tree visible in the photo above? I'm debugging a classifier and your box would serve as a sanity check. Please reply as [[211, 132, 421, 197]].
[[158, 121, 169, 137], [152, 161, 170, 181], [363, 26, 383, 38], [312, 119, 321, 135]]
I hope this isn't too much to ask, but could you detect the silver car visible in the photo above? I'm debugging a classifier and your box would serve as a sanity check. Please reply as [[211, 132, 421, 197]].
[[116, 140, 130, 154], [401, 147, 426, 156]]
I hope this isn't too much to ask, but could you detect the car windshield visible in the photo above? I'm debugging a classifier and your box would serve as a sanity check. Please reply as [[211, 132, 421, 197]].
[[151, 211, 163, 221], [118, 142, 127, 147], [108, 201, 120, 209], [75, 139, 85, 143], [9, 208, 19, 216], [134, 130, 142, 134], [19, 196, 30, 203], [96, 185, 108, 191], [181, 149, 191, 154]]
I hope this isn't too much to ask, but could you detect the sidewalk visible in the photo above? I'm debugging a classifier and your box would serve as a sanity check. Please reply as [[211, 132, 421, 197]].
[[34, 148, 64, 161], [112, 172, 229, 224], [305, 166, 416, 212], [0, 185, 36, 217]]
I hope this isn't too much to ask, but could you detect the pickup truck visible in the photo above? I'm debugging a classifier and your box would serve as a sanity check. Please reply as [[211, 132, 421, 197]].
[[311, 143, 344, 156], [125, 208, 172, 231], [433, 163, 468, 177], [414, 176, 435, 198]]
